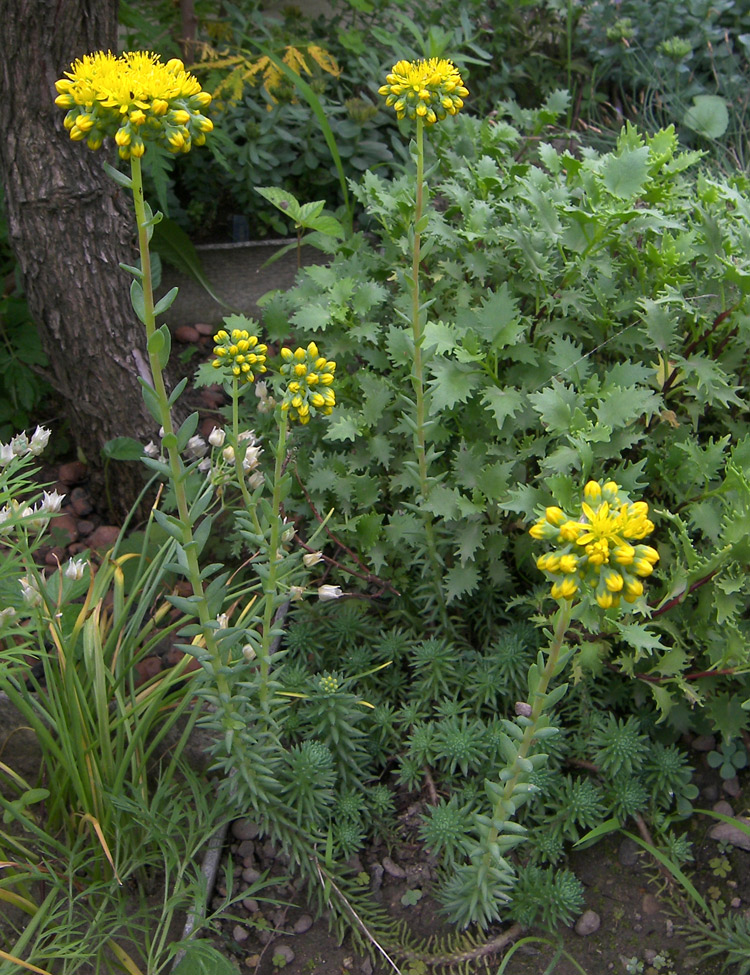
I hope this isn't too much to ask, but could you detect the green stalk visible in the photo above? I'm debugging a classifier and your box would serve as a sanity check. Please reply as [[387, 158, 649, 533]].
[[129, 156, 229, 703], [409, 118, 447, 624], [485, 599, 573, 852], [256, 411, 289, 709]]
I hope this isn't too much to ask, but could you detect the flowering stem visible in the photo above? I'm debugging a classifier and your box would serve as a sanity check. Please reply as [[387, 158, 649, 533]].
[[409, 118, 447, 624], [230, 377, 253, 512], [257, 410, 289, 709], [485, 599, 573, 850], [129, 156, 228, 701], [411, 117, 428, 497]]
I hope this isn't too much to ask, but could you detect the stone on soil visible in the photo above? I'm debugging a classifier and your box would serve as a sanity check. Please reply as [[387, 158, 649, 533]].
[[574, 910, 601, 936], [273, 945, 295, 964], [232, 819, 260, 840], [293, 914, 313, 934], [710, 816, 750, 851], [382, 856, 406, 878]]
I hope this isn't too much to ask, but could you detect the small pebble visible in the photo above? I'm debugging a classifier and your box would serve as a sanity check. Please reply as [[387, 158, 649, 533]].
[[88, 525, 120, 550], [360, 959, 373, 975], [58, 461, 87, 485], [233, 925, 249, 943], [134, 657, 162, 686], [242, 866, 261, 884], [710, 817, 750, 851], [293, 914, 313, 934], [242, 898, 259, 913], [714, 800, 735, 817], [75, 520, 95, 538], [232, 819, 260, 841], [45, 546, 66, 568], [723, 776, 741, 798], [732, 897, 742, 908], [618, 838, 640, 867], [641, 893, 660, 915], [701, 782, 719, 802], [194, 322, 215, 336], [574, 910, 600, 936], [69, 486, 93, 516], [236, 839, 254, 858], [382, 856, 406, 878], [244, 955, 261, 969], [692, 734, 716, 752], [273, 944, 295, 964], [50, 513, 79, 545], [174, 324, 200, 343]]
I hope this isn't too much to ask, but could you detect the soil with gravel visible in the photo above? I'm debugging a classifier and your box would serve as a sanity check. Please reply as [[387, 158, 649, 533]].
[[206, 766, 748, 975]]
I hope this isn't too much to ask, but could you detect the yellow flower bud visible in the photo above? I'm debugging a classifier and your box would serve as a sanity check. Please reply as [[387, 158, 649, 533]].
[[558, 554, 578, 574], [596, 590, 619, 609], [545, 506, 566, 526], [613, 544, 635, 565], [638, 545, 660, 564], [604, 570, 624, 592], [559, 521, 583, 542], [624, 578, 644, 600], [583, 481, 602, 504]]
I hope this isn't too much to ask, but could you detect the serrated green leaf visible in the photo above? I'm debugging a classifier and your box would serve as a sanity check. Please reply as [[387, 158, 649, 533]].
[[423, 320, 458, 355], [428, 359, 479, 413], [482, 386, 524, 430], [444, 562, 480, 603], [600, 145, 650, 198], [324, 412, 359, 442]]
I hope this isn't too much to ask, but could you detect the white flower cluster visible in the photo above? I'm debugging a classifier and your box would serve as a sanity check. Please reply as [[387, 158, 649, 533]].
[[0, 426, 51, 466], [0, 489, 65, 534]]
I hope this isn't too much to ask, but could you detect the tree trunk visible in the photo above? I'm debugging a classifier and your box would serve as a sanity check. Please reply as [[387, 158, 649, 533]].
[[0, 0, 158, 518]]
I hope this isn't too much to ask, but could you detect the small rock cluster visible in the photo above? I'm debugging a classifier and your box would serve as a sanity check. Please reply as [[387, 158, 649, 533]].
[[35, 459, 120, 569]]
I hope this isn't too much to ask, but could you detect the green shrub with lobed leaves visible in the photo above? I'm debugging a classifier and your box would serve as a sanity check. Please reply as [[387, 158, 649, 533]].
[[254, 96, 750, 736]]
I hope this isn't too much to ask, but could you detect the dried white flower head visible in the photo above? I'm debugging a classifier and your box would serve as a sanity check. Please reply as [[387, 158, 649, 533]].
[[317, 584, 343, 601], [208, 426, 226, 447], [65, 557, 87, 581]]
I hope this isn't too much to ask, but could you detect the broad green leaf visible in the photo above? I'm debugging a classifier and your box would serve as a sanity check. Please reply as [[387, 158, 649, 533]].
[[255, 185, 303, 221], [102, 436, 146, 462], [682, 95, 729, 140]]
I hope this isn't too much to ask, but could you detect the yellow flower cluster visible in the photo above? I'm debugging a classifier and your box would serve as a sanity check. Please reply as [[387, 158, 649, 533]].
[[529, 480, 660, 609], [378, 58, 468, 124], [54, 51, 213, 158], [280, 343, 335, 425], [211, 328, 268, 384]]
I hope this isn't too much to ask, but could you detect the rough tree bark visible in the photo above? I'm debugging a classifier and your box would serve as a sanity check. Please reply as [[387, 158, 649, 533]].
[[0, 0, 159, 517]]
